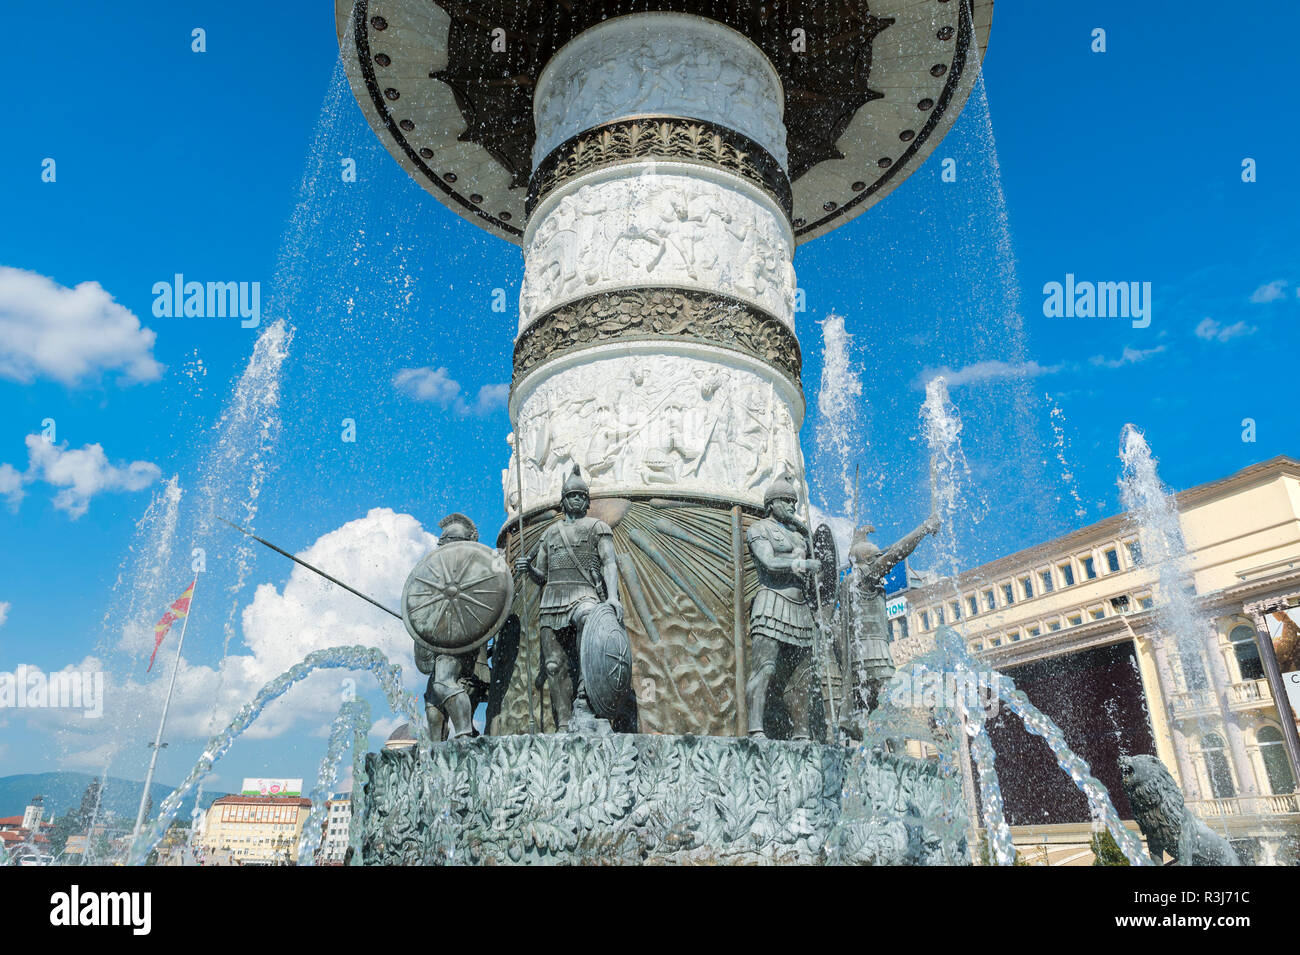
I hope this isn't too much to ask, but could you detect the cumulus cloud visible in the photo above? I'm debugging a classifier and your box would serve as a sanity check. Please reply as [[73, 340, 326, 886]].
[[0, 601, 9, 627], [1195, 317, 1256, 343], [1249, 279, 1288, 304], [9, 434, 161, 518], [0, 266, 163, 386], [16, 510, 441, 768], [393, 366, 508, 415], [0, 463, 22, 511]]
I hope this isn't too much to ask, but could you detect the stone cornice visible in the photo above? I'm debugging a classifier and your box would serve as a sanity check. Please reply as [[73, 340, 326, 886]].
[[913, 456, 1300, 598]]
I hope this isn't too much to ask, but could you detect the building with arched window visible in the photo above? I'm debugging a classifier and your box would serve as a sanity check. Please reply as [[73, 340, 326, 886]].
[[894, 455, 1300, 865]]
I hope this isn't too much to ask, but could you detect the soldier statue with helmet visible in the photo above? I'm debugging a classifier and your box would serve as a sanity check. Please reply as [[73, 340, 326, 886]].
[[515, 464, 630, 732], [411, 513, 497, 740], [837, 509, 940, 738], [745, 473, 824, 740]]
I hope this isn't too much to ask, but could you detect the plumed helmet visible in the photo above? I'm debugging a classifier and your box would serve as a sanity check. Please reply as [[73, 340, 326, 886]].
[[437, 512, 478, 543], [763, 472, 799, 507], [848, 524, 880, 563], [562, 464, 589, 497]]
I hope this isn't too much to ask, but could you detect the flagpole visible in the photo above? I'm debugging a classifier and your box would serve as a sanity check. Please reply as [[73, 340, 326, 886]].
[[132, 574, 198, 852]]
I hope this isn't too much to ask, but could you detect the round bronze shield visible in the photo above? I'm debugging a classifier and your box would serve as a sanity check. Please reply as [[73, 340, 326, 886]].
[[580, 602, 633, 718], [402, 540, 514, 655]]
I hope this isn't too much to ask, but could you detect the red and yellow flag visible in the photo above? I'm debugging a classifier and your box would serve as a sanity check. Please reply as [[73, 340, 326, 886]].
[[147, 579, 196, 672]]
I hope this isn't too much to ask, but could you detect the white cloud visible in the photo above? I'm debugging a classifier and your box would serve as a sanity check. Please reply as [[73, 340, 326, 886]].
[[0, 463, 22, 511], [393, 366, 508, 415], [16, 510, 441, 768], [918, 359, 1061, 389], [1087, 344, 1166, 368], [16, 434, 161, 518], [1249, 279, 1288, 304], [0, 601, 9, 627], [1194, 317, 1256, 344], [0, 266, 162, 386]]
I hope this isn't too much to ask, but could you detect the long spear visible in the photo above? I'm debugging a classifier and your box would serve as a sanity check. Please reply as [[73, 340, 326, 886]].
[[513, 435, 539, 734], [217, 516, 401, 619]]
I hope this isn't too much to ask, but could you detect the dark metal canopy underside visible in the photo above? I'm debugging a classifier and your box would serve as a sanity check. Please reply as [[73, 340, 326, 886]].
[[337, 0, 993, 244]]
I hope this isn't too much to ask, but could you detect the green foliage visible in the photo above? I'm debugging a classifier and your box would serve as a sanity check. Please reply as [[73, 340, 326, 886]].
[[1091, 828, 1131, 866]]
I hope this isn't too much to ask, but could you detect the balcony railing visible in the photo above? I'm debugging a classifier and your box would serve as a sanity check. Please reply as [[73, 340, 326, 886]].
[[1228, 678, 1273, 708], [1188, 793, 1300, 818]]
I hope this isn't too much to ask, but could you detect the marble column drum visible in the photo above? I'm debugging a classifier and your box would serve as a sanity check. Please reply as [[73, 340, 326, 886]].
[[506, 12, 804, 514]]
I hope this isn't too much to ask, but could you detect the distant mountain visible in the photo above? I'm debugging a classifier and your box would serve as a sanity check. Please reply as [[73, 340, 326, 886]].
[[0, 772, 226, 823]]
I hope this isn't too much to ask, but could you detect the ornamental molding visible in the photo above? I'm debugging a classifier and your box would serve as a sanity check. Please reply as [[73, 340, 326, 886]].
[[529, 117, 792, 220], [512, 287, 801, 386]]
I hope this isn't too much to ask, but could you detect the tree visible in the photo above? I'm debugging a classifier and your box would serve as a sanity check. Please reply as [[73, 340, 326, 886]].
[[1091, 829, 1131, 866], [77, 778, 103, 828]]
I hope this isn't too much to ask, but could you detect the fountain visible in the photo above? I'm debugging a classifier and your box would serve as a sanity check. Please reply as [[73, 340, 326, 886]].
[[95, 0, 1276, 869]]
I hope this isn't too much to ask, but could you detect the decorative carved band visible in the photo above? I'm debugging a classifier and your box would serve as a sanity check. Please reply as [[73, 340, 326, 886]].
[[528, 117, 793, 219], [512, 287, 801, 387]]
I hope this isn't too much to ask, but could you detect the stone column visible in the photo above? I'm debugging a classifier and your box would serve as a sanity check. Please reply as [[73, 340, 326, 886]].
[[507, 12, 803, 513], [1202, 624, 1260, 797], [1147, 636, 1202, 800]]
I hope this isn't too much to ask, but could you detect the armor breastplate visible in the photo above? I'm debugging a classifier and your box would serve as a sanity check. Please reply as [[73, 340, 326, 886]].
[[752, 518, 808, 601], [540, 519, 604, 605]]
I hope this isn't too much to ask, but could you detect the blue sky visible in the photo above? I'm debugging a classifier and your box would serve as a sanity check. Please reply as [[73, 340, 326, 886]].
[[0, 0, 1296, 797]]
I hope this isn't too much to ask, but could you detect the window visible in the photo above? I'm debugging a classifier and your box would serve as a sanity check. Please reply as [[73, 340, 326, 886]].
[[1001, 583, 1015, 605], [1008, 631, 1021, 642], [1082, 556, 1097, 580], [950, 601, 962, 621], [982, 590, 995, 612], [1067, 614, 1083, 628], [1138, 595, 1154, 609], [1040, 570, 1054, 594], [1110, 595, 1130, 614], [1021, 576, 1034, 599], [967, 595, 978, 616], [1258, 726, 1296, 795], [1027, 626, 1041, 637], [1105, 548, 1120, 573], [1090, 607, 1105, 620], [1059, 563, 1075, 587], [1126, 540, 1143, 566], [1201, 733, 1236, 799], [920, 611, 930, 631], [1048, 620, 1061, 632], [1228, 625, 1264, 681], [935, 607, 945, 626]]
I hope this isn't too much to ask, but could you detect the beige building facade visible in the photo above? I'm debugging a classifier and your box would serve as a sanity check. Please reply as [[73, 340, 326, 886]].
[[199, 794, 312, 866], [895, 455, 1300, 865]]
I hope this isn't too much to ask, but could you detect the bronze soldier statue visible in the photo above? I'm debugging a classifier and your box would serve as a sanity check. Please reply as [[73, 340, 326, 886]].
[[746, 474, 822, 740], [416, 513, 493, 740], [515, 465, 624, 731], [837, 510, 940, 738]]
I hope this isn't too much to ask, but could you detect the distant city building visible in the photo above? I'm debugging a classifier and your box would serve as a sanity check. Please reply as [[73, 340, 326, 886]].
[[198, 794, 312, 866], [0, 807, 54, 863], [319, 794, 351, 864], [896, 455, 1300, 864]]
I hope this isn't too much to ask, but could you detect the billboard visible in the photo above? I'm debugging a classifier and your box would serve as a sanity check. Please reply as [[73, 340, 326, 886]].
[[241, 778, 303, 798], [1262, 607, 1300, 723]]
